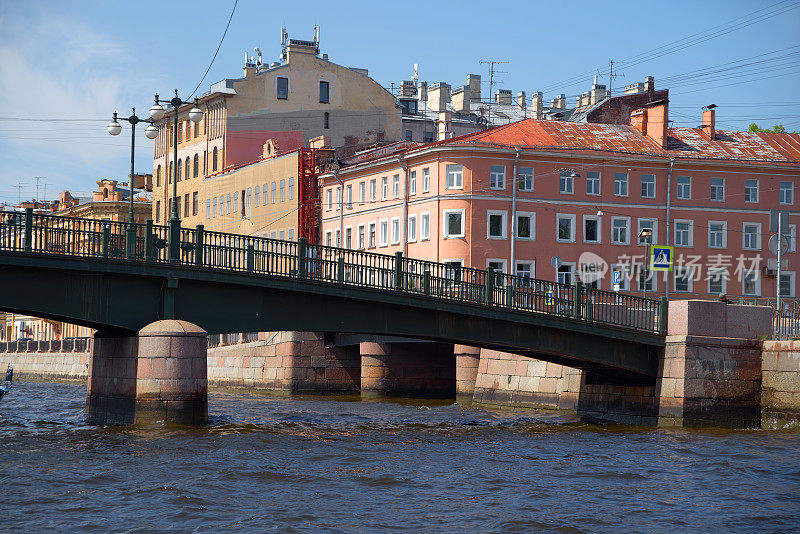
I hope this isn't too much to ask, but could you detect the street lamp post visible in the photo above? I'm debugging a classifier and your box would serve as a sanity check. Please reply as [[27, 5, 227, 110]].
[[107, 108, 158, 258], [149, 90, 203, 262], [639, 228, 653, 299]]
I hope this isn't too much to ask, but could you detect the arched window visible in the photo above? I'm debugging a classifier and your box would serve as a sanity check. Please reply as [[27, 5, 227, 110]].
[[213, 147, 218, 172], [324, 112, 330, 129], [185, 156, 190, 179], [156, 165, 161, 187], [193, 154, 199, 178], [177, 160, 182, 182], [103, 188, 108, 199]]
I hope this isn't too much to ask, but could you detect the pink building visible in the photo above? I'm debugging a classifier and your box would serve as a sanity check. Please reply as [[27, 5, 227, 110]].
[[320, 104, 800, 300]]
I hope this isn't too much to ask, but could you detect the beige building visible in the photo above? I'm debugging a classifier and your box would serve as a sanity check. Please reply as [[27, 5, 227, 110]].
[[151, 29, 401, 227], [53, 177, 152, 223]]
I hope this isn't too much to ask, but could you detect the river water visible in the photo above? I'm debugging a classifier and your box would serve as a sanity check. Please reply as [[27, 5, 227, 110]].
[[2, 381, 799, 533]]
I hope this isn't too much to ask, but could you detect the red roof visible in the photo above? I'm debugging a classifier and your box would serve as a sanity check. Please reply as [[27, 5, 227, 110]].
[[447, 119, 800, 164]]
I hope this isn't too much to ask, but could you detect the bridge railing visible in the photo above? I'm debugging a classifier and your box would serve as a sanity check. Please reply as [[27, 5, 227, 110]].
[[1, 209, 666, 334]]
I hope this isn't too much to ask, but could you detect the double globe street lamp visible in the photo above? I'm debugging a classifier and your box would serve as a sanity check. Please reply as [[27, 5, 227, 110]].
[[149, 90, 203, 261], [107, 108, 158, 258]]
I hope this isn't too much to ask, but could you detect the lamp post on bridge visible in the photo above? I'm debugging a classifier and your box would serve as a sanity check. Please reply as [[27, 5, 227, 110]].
[[149, 91, 203, 262], [639, 227, 653, 299], [107, 108, 158, 258]]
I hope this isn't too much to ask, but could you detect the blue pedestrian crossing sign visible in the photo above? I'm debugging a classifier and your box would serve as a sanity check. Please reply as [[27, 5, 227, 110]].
[[650, 245, 673, 271]]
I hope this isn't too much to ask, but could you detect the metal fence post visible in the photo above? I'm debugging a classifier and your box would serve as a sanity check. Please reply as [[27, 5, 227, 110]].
[[23, 207, 33, 252], [168, 218, 181, 263], [246, 243, 254, 272], [102, 226, 110, 258], [573, 281, 583, 319], [423, 269, 431, 296], [485, 267, 495, 305], [337, 256, 345, 282], [298, 237, 307, 278], [393, 251, 403, 290], [506, 281, 514, 307], [195, 224, 204, 266], [144, 219, 154, 261], [658, 296, 669, 334]]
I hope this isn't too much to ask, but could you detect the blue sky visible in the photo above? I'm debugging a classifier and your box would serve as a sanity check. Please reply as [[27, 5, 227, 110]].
[[0, 0, 798, 205]]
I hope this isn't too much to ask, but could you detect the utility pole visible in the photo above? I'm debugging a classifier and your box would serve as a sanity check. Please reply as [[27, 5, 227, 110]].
[[15, 182, 24, 205], [480, 59, 508, 128], [33, 177, 45, 202], [607, 59, 623, 96]]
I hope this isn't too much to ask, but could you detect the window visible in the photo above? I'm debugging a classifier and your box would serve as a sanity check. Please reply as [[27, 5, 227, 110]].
[[487, 260, 506, 286], [637, 218, 657, 245], [423, 131, 434, 143], [780, 181, 794, 205], [611, 217, 630, 244], [382, 177, 388, 200], [557, 264, 574, 285], [335, 186, 341, 210], [743, 270, 760, 296], [271, 182, 276, 204], [184, 194, 189, 218], [638, 268, 655, 292], [177, 160, 182, 182], [743, 223, 761, 250], [583, 215, 600, 243], [280, 180, 285, 202], [379, 219, 388, 246], [444, 260, 463, 283], [641, 174, 655, 198], [155, 201, 161, 223], [359, 182, 366, 203], [288, 228, 294, 241], [408, 214, 417, 242], [611, 264, 630, 291], [245, 188, 252, 213], [393, 174, 400, 198], [263, 184, 268, 205], [226, 194, 231, 215], [185, 157, 191, 180], [334, 229, 340, 247], [410, 171, 417, 195], [232, 192, 237, 214], [614, 173, 628, 196], [288, 177, 294, 200], [421, 213, 430, 240], [516, 212, 535, 240], [319, 81, 330, 103], [254, 186, 260, 207], [323, 112, 329, 130], [277, 77, 289, 99], [346, 184, 352, 208], [744, 179, 759, 203], [487, 210, 507, 239], [212, 147, 218, 171], [368, 222, 376, 248], [192, 191, 198, 216], [422, 168, 431, 192], [708, 267, 726, 295], [586, 171, 600, 195], [212, 197, 217, 218], [370, 179, 376, 201], [710, 178, 725, 201], [516, 261, 534, 279], [446, 164, 463, 189], [559, 171, 574, 194], [156, 165, 161, 187], [405, 130, 413, 141], [443, 209, 464, 238], [556, 214, 576, 243], [391, 217, 401, 244], [674, 267, 693, 293], [674, 220, 693, 247], [205, 199, 211, 219], [193, 154, 199, 178], [345, 227, 352, 249], [676, 176, 691, 199], [788, 224, 797, 253], [779, 273, 795, 297], [708, 221, 726, 248], [518, 167, 533, 192], [358, 224, 366, 249], [490, 165, 505, 189]]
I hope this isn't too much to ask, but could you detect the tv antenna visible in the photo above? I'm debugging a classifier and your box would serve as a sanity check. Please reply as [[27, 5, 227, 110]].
[[15, 182, 25, 205], [606, 59, 624, 96], [34, 176, 45, 202], [480, 59, 508, 127]]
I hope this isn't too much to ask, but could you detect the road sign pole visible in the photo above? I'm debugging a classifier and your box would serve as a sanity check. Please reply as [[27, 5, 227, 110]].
[[777, 215, 782, 328]]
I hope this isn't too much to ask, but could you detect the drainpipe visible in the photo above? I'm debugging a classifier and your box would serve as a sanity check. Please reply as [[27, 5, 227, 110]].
[[665, 156, 675, 299], [398, 155, 409, 256], [509, 148, 522, 274], [334, 167, 343, 246]]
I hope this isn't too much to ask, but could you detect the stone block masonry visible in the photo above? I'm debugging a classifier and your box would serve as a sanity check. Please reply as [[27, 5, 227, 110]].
[[761, 340, 800, 426], [361, 342, 454, 399], [0, 350, 89, 381]]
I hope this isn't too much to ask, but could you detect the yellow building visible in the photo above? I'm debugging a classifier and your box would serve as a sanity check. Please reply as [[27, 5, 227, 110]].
[[150, 28, 400, 227]]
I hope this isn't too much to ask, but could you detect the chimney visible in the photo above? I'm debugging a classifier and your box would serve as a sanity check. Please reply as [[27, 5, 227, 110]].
[[630, 102, 669, 148], [531, 92, 543, 120], [630, 108, 647, 135], [625, 82, 645, 94], [517, 91, 526, 109], [495, 89, 512, 105], [590, 76, 607, 105], [581, 91, 591, 107], [551, 93, 566, 109], [437, 111, 453, 141], [467, 74, 481, 102], [400, 80, 416, 97], [701, 107, 716, 140], [451, 87, 469, 113], [428, 82, 450, 113], [575, 95, 582, 108], [644, 76, 655, 93], [419, 81, 428, 103]]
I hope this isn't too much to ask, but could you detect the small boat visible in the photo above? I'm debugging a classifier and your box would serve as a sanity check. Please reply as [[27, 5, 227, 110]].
[[0, 366, 12, 401]]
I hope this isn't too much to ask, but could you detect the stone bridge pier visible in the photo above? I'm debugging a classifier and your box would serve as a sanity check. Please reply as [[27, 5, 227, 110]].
[[87, 320, 207, 425], [360, 341, 455, 399]]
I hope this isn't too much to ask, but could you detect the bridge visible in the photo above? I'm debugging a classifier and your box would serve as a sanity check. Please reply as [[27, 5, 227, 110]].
[[0, 209, 666, 423]]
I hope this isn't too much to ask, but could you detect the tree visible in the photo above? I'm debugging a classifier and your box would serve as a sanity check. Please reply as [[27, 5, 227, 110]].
[[748, 123, 794, 134]]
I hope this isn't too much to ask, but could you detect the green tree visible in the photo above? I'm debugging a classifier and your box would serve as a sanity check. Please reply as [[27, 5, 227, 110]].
[[748, 123, 793, 133]]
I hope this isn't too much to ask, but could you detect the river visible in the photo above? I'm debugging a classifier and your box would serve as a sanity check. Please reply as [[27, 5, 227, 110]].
[[2, 381, 799, 532]]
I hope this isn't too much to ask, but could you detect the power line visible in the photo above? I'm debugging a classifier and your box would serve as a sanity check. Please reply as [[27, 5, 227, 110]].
[[189, 0, 239, 99]]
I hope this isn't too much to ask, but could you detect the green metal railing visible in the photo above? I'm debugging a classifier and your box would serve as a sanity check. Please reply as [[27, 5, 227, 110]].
[[0, 209, 666, 334]]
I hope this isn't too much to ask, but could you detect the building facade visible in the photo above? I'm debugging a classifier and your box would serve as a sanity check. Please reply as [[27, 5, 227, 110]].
[[320, 104, 800, 300]]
